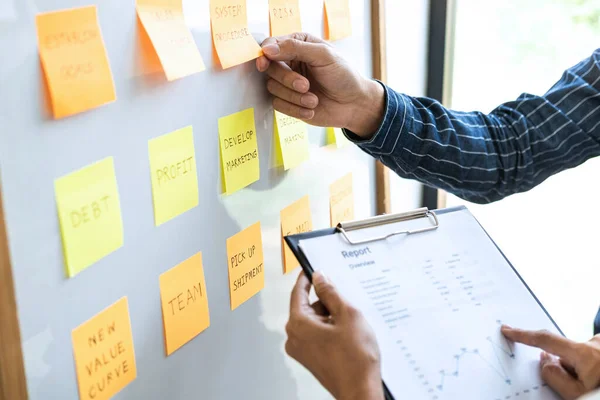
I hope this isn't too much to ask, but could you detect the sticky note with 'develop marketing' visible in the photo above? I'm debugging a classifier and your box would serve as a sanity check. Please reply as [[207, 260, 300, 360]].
[[55, 157, 123, 278], [210, 0, 262, 69], [219, 108, 260, 195], [327, 127, 349, 148], [269, 0, 302, 36], [148, 126, 199, 226], [36, 6, 116, 119], [324, 0, 352, 41], [274, 111, 309, 170], [330, 173, 354, 227], [226, 222, 265, 310], [159, 253, 210, 356], [281, 196, 313, 274], [71, 297, 137, 400], [136, 0, 205, 81]]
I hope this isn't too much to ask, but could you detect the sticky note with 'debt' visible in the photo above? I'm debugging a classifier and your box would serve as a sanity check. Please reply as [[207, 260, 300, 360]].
[[148, 126, 199, 226], [210, 0, 262, 69], [329, 173, 354, 227], [55, 157, 123, 278], [324, 0, 352, 41], [36, 6, 116, 119], [274, 111, 309, 170], [71, 297, 137, 400], [219, 108, 260, 195], [136, 0, 205, 81], [269, 0, 302, 36], [159, 253, 210, 356], [281, 196, 313, 274]]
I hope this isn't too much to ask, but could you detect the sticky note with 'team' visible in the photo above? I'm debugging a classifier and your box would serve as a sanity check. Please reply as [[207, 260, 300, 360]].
[[281, 196, 313, 274]]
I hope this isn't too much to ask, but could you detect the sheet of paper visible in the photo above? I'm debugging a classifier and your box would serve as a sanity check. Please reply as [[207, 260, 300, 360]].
[[159, 252, 210, 355], [148, 126, 199, 226], [71, 297, 137, 400], [269, 0, 302, 36], [210, 0, 262, 69], [299, 208, 562, 400], [329, 173, 354, 227], [324, 0, 352, 41], [274, 111, 309, 170], [327, 127, 349, 148], [219, 108, 260, 194], [55, 157, 123, 277], [136, 0, 205, 81], [36, 6, 116, 119], [280, 196, 312, 273], [226, 222, 265, 310]]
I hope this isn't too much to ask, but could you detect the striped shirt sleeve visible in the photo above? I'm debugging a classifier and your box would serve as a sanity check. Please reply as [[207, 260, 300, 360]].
[[346, 49, 600, 204]]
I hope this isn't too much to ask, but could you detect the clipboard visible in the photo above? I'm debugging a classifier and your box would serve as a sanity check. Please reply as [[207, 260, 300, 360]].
[[284, 206, 563, 400]]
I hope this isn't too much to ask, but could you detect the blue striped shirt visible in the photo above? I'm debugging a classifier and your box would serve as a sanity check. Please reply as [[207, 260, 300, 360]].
[[347, 49, 600, 205]]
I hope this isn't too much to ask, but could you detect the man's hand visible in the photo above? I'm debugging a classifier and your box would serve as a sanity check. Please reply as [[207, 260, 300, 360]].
[[256, 33, 385, 138], [285, 271, 384, 400], [502, 326, 600, 400]]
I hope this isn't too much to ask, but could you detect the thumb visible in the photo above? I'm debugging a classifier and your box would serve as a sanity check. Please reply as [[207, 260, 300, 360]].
[[262, 35, 335, 67], [540, 352, 585, 400], [312, 271, 345, 316]]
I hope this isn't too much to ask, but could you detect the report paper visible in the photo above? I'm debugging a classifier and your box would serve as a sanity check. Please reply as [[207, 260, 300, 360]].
[[299, 208, 560, 400]]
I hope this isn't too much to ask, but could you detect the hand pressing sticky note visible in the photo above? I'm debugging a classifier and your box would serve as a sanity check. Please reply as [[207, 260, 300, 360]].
[[219, 108, 260, 195], [55, 157, 123, 278], [330, 173, 354, 227], [274, 111, 309, 170], [324, 0, 352, 41], [36, 6, 116, 119], [327, 127, 349, 148], [226, 222, 264, 310], [269, 0, 302, 36], [136, 0, 205, 81], [281, 196, 313, 274], [72, 297, 137, 400], [148, 126, 199, 226], [159, 253, 210, 356], [210, 0, 262, 69]]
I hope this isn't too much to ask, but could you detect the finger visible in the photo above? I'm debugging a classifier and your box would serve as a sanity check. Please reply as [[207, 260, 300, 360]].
[[266, 61, 310, 93], [262, 35, 335, 67], [256, 55, 271, 72], [559, 358, 578, 378], [290, 272, 311, 314], [310, 300, 329, 316], [540, 352, 585, 400], [273, 97, 314, 120], [267, 79, 319, 109], [312, 271, 347, 316], [502, 326, 579, 365]]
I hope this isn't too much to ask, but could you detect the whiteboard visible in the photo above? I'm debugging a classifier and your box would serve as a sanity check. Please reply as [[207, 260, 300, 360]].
[[0, 0, 376, 398]]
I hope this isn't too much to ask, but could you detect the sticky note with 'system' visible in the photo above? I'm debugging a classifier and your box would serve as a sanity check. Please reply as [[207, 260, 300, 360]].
[[55, 157, 123, 278], [330, 173, 354, 227], [269, 0, 302, 36], [71, 297, 137, 400], [159, 252, 210, 356], [324, 0, 352, 41], [281, 196, 313, 274], [148, 126, 199, 226], [274, 111, 310, 170], [210, 0, 262, 69], [136, 0, 205, 81], [36, 6, 116, 119]]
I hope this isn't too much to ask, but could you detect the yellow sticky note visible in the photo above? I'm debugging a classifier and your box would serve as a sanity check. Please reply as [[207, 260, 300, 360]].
[[55, 157, 123, 277], [136, 0, 205, 81], [159, 253, 210, 356], [281, 196, 313, 274], [274, 111, 309, 170], [71, 297, 137, 400], [269, 0, 302, 36], [210, 0, 263, 69], [324, 0, 352, 41], [148, 126, 199, 226], [36, 6, 116, 119], [330, 173, 354, 227], [327, 127, 349, 148], [226, 222, 265, 310], [219, 108, 260, 194]]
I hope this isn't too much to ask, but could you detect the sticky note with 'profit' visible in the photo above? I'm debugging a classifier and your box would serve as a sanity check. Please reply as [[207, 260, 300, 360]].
[[281, 196, 313, 274]]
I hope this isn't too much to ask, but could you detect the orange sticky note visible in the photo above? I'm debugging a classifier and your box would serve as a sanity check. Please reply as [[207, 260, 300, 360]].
[[159, 253, 210, 356], [281, 196, 313, 274], [210, 0, 262, 69], [330, 173, 354, 227], [136, 0, 205, 81], [71, 297, 137, 400], [324, 0, 352, 41], [36, 6, 116, 119], [226, 222, 265, 310], [269, 0, 302, 36]]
